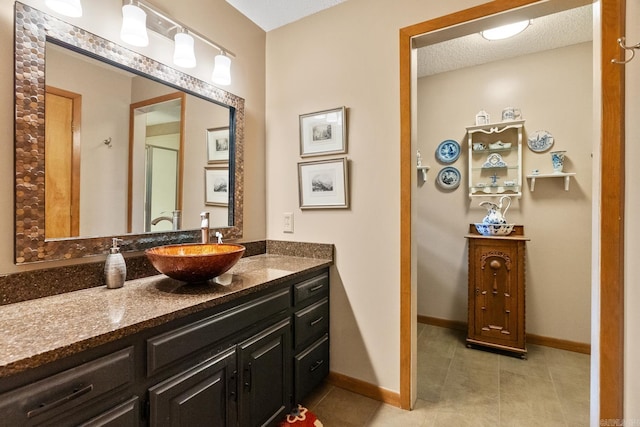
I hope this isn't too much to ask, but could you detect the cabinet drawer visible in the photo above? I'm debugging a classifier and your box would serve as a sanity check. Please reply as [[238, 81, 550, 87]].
[[147, 288, 290, 376], [77, 396, 139, 427], [0, 347, 134, 426], [294, 273, 329, 307], [294, 298, 329, 349], [294, 335, 329, 403]]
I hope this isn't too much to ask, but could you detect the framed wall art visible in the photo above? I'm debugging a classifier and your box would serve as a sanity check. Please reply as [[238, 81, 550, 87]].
[[299, 106, 347, 157], [207, 127, 230, 163], [204, 165, 229, 206], [298, 157, 349, 209]]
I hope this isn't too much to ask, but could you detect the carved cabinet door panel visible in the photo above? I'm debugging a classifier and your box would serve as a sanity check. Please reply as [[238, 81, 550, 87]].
[[467, 235, 527, 356]]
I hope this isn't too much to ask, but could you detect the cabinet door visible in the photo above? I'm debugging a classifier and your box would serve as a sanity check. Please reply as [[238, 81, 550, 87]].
[[471, 242, 523, 347], [238, 319, 291, 427], [149, 348, 237, 427]]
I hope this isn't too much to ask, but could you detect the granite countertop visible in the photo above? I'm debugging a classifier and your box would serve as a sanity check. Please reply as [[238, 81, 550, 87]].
[[0, 254, 331, 378]]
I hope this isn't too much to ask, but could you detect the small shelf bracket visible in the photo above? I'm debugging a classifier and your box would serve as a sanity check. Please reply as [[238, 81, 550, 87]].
[[416, 150, 429, 183], [417, 166, 430, 183]]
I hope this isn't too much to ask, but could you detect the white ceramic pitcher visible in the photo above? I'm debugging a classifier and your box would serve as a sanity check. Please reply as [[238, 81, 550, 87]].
[[479, 195, 511, 224]]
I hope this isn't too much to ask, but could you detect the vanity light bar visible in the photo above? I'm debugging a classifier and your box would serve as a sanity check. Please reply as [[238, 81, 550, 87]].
[[121, 0, 235, 84], [125, 0, 236, 58]]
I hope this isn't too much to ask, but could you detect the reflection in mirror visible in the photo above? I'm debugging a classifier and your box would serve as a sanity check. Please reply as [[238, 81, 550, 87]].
[[14, 2, 244, 263], [131, 93, 184, 233], [45, 43, 233, 238]]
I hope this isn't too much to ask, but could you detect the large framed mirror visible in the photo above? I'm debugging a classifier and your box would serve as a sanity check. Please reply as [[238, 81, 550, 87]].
[[14, 2, 244, 264]]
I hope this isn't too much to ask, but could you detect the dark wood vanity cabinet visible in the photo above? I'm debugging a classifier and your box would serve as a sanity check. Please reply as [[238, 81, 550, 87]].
[[0, 347, 138, 426], [148, 315, 293, 427], [0, 268, 330, 427], [292, 273, 330, 404], [466, 226, 528, 357]]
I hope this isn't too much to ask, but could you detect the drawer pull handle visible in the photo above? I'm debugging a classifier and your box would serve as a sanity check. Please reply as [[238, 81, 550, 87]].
[[27, 384, 94, 419], [309, 284, 324, 292], [310, 316, 324, 327], [243, 362, 252, 391], [310, 359, 324, 372]]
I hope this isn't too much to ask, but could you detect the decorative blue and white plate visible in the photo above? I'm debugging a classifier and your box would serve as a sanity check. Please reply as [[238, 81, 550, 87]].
[[435, 139, 460, 163], [436, 166, 461, 190], [527, 130, 554, 152]]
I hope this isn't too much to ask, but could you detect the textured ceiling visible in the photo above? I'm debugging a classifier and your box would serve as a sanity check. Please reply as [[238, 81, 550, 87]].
[[225, 0, 348, 32], [225, 1, 592, 77], [416, 5, 593, 77]]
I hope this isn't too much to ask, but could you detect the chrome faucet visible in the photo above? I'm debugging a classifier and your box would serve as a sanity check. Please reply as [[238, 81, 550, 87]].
[[200, 212, 210, 244], [171, 210, 181, 230], [151, 210, 182, 230]]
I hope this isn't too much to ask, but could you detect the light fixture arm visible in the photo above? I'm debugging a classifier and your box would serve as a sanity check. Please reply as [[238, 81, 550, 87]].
[[126, 0, 235, 58]]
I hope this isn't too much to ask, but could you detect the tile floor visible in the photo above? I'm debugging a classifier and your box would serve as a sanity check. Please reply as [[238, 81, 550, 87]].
[[304, 323, 590, 426]]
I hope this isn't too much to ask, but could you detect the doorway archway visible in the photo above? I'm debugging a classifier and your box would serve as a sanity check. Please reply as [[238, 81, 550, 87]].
[[399, 0, 625, 420]]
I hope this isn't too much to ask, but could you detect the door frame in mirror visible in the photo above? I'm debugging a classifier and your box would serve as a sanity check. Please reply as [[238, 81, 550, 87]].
[[127, 91, 186, 234], [14, 2, 244, 264]]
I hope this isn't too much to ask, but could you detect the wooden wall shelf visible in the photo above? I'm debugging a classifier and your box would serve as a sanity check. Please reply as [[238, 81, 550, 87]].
[[526, 172, 576, 191]]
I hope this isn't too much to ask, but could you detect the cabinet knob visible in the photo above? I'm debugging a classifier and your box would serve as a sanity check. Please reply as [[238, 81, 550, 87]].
[[490, 260, 501, 270]]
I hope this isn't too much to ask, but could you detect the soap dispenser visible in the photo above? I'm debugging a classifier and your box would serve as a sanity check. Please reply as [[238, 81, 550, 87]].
[[105, 238, 126, 289]]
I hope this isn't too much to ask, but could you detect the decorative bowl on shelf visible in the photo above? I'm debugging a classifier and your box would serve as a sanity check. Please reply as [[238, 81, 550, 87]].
[[474, 223, 515, 236], [488, 141, 512, 150]]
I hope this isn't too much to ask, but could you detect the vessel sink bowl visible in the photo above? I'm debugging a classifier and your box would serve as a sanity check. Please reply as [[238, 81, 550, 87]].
[[145, 243, 246, 283]]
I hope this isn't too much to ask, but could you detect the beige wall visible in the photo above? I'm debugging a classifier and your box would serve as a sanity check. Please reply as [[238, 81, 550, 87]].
[[417, 42, 593, 344], [0, 0, 266, 274], [266, 0, 484, 393]]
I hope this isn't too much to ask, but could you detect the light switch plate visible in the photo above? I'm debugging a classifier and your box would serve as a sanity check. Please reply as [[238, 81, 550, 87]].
[[283, 212, 294, 233]]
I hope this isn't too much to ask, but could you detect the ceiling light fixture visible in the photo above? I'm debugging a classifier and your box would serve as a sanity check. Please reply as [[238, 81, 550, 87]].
[[173, 31, 197, 68], [45, 0, 83, 17], [481, 20, 531, 41], [119, 0, 235, 85], [120, 2, 149, 47]]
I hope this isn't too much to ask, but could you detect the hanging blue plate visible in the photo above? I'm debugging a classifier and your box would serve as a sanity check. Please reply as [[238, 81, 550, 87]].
[[436, 166, 461, 190], [435, 139, 461, 163]]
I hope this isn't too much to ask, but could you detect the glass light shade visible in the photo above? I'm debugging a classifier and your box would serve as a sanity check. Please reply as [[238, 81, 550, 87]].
[[481, 20, 530, 41], [45, 0, 83, 17], [120, 4, 149, 47], [173, 32, 197, 68], [212, 54, 231, 86]]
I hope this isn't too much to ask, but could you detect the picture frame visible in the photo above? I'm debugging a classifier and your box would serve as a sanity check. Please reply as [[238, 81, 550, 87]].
[[204, 165, 229, 206], [298, 157, 349, 209], [206, 127, 230, 163], [299, 106, 347, 157]]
